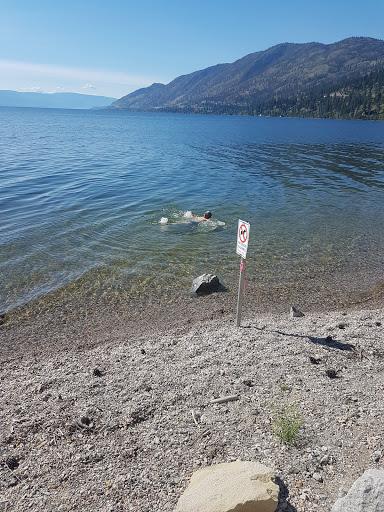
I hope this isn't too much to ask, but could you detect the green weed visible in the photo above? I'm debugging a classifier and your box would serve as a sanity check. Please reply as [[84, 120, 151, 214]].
[[272, 404, 302, 446]]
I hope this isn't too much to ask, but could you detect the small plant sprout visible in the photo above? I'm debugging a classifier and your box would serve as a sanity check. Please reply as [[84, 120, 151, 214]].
[[272, 404, 303, 446]]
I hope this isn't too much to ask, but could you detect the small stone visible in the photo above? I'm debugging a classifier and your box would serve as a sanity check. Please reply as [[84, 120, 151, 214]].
[[288, 465, 301, 474], [38, 382, 50, 393], [76, 416, 93, 429], [309, 356, 322, 365], [320, 454, 331, 465], [373, 450, 382, 462], [312, 472, 323, 482], [191, 410, 202, 423], [345, 395, 358, 404], [92, 368, 102, 377], [8, 477, 18, 487], [242, 379, 254, 387], [140, 348, 146, 355], [326, 369, 339, 379], [127, 407, 152, 426], [290, 306, 305, 318], [6, 456, 19, 470], [375, 321, 382, 327]]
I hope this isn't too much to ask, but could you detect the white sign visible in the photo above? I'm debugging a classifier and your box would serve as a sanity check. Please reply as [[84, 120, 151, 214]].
[[236, 219, 250, 259]]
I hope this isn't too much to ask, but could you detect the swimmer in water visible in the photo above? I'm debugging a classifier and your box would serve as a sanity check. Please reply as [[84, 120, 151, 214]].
[[160, 210, 213, 225], [189, 211, 212, 222]]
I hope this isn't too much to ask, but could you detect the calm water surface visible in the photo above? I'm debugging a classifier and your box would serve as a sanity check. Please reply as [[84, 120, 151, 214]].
[[1, 107, 384, 312]]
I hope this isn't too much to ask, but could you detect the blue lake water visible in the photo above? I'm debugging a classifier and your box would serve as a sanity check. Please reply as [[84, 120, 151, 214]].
[[1, 107, 384, 312]]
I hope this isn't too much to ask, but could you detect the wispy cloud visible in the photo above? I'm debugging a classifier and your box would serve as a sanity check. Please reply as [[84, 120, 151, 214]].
[[0, 59, 157, 87], [81, 83, 96, 90], [17, 86, 44, 93]]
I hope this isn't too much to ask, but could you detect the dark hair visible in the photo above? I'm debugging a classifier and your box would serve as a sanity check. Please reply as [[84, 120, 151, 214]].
[[204, 211, 212, 219]]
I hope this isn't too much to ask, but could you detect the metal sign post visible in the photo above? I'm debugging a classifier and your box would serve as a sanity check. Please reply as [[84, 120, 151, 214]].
[[236, 219, 250, 327], [236, 258, 246, 327]]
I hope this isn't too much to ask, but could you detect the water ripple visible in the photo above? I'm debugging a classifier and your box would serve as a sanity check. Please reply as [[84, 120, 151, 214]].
[[1, 108, 384, 311]]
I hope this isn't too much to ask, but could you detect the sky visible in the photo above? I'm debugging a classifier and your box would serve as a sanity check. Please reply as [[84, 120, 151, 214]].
[[0, 0, 383, 99]]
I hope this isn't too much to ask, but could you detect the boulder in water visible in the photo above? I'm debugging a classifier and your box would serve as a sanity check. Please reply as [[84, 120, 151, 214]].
[[191, 274, 223, 295]]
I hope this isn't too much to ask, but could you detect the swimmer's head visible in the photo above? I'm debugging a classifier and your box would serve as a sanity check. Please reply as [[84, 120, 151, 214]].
[[204, 211, 212, 219]]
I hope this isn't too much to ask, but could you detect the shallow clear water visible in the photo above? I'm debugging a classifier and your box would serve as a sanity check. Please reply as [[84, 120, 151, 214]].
[[1, 107, 384, 311]]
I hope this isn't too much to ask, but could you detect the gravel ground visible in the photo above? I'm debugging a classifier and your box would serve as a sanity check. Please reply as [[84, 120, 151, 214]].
[[1, 304, 383, 512]]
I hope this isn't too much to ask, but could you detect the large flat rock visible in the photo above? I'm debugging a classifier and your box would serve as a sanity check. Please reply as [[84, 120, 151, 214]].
[[174, 460, 279, 512]]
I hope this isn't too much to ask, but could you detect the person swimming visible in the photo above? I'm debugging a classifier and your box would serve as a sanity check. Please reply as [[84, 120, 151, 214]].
[[186, 210, 212, 222], [159, 210, 213, 225]]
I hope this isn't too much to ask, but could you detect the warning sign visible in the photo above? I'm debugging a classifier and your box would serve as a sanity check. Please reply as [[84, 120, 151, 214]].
[[236, 219, 250, 259]]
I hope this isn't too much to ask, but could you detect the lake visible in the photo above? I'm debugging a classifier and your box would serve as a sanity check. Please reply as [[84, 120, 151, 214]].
[[1, 107, 384, 313]]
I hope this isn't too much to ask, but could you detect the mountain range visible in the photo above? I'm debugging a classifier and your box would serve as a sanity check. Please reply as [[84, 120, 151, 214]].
[[112, 37, 384, 119], [0, 91, 116, 110]]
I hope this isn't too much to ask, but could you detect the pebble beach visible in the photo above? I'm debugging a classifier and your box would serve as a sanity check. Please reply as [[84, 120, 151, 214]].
[[1, 280, 383, 511]]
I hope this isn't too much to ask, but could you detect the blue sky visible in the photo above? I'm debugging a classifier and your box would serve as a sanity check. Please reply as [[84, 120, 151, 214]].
[[0, 0, 383, 98]]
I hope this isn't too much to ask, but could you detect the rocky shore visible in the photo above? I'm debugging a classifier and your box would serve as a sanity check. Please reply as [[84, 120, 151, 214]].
[[1, 295, 383, 511]]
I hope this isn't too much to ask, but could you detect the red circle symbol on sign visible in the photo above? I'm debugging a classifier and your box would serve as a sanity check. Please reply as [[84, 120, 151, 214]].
[[239, 223, 248, 243]]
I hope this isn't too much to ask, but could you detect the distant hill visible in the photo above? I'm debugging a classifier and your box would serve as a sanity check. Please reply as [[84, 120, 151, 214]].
[[112, 37, 384, 120], [0, 91, 116, 109]]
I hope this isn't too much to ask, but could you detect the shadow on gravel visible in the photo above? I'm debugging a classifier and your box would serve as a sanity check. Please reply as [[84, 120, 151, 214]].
[[307, 335, 354, 351], [276, 477, 298, 511], [274, 330, 355, 352]]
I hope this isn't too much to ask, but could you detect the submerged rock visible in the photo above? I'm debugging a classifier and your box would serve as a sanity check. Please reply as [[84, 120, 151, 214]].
[[174, 460, 279, 512], [331, 469, 384, 511], [191, 274, 223, 295]]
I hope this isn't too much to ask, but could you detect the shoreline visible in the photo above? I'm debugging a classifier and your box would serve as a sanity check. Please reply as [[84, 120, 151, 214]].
[[2, 265, 384, 362], [110, 108, 384, 122], [1, 303, 383, 511]]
